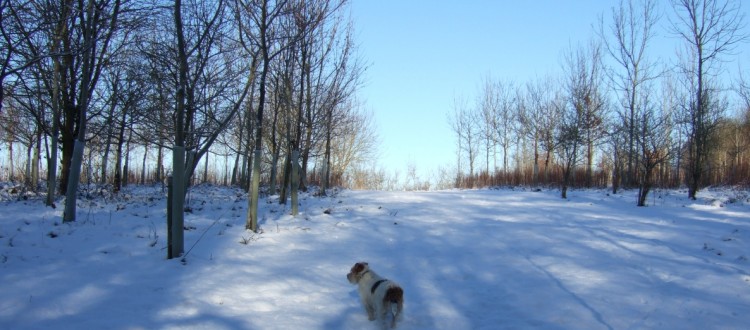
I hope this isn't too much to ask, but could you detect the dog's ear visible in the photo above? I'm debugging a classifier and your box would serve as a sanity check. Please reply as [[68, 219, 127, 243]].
[[352, 262, 367, 274]]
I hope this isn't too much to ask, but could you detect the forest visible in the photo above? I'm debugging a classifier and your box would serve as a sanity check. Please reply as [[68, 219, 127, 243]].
[[1, 0, 750, 208], [447, 0, 750, 205]]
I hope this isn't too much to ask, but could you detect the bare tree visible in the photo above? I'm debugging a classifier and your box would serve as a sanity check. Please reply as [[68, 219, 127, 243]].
[[737, 75, 750, 176], [635, 87, 674, 205], [604, 119, 628, 193], [0, 0, 49, 116], [580, 43, 608, 188], [448, 96, 479, 187], [61, 0, 123, 222], [166, 0, 252, 257], [713, 105, 749, 185], [602, 0, 661, 189], [477, 77, 516, 183], [478, 75, 498, 175], [235, 0, 294, 232], [555, 101, 582, 199], [670, 0, 747, 199], [520, 76, 561, 185], [495, 79, 516, 182], [9, 0, 71, 207], [110, 65, 145, 192], [326, 100, 378, 185], [319, 21, 365, 195], [558, 41, 606, 198]]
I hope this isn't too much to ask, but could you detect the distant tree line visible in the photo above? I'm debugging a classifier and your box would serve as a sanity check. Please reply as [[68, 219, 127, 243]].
[[449, 0, 750, 204]]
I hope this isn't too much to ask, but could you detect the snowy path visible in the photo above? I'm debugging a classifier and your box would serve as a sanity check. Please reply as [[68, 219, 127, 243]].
[[1, 187, 749, 329]]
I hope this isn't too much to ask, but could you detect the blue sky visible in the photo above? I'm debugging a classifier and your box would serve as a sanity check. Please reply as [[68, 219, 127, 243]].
[[350, 0, 750, 181]]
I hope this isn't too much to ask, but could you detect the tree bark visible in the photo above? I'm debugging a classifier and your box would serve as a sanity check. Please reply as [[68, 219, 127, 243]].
[[291, 148, 299, 216], [170, 0, 188, 258]]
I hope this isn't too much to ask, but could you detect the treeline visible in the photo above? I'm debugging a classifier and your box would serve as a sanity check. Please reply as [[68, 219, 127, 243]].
[[2, 0, 750, 207], [449, 0, 750, 204], [0, 1, 376, 201]]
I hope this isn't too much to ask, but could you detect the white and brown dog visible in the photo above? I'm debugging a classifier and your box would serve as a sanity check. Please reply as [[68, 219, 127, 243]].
[[347, 262, 404, 328]]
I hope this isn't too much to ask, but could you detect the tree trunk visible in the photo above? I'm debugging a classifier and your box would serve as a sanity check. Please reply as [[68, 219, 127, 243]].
[[223, 154, 229, 185], [25, 142, 32, 187], [240, 81, 256, 188], [612, 151, 620, 194], [203, 151, 209, 184], [46, 93, 60, 207], [279, 152, 290, 204], [113, 108, 127, 192], [8, 142, 14, 182], [231, 108, 246, 186], [156, 143, 164, 183], [123, 130, 132, 187], [247, 72, 267, 230], [63, 139, 85, 222], [32, 132, 41, 187], [101, 96, 116, 184], [246, 0, 272, 233], [291, 148, 299, 216], [170, 146, 185, 258], [269, 148, 279, 195], [167, 176, 174, 257], [140, 142, 148, 184], [321, 106, 332, 195], [247, 149, 262, 232], [637, 164, 653, 207], [533, 137, 539, 186], [231, 149, 241, 186], [586, 141, 593, 187], [170, 0, 188, 258]]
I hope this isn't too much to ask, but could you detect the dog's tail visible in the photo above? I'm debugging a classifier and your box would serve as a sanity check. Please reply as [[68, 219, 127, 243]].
[[383, 286, 403, 328]]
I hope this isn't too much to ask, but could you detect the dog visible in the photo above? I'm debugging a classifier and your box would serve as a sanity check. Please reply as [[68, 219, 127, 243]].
[[347, 262, 404, 328]]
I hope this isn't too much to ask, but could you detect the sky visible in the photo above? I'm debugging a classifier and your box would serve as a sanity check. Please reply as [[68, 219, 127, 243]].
[[349, 0, 750, 182]]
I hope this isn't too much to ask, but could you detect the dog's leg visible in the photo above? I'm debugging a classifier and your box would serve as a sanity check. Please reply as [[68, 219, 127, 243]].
[[380, 300, 394, 329], [365, 299, 376, 321], [375, 303, 389, 330], [391, 299, 403, 328]]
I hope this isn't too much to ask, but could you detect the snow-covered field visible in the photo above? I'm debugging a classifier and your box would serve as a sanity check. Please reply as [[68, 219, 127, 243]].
[[1, 184, 749, 329]]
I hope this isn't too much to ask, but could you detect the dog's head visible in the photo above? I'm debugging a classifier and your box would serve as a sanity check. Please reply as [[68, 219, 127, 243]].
[[346, 261, 369, 284]]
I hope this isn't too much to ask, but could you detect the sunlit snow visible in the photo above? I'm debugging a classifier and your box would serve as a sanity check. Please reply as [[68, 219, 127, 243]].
[[1, 185, 749, 329]]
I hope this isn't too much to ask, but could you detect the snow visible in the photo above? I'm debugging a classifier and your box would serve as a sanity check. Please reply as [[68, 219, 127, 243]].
[[1, 185, 749, 329]]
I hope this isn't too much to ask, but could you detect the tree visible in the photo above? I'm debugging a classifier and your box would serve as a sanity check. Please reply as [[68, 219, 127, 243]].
[[495, 80, 516, 182], [318, 17, 364, 195], [558, 41, 605, 198], [9, 0, 70, 207], [635, 88, 674, 206], [109, 64, 146, 192], [449, 96, 479, 188], [167, 0, 252, 257], [0, 0, 48, 116], [235, 0, 294, 232], [602, 0, 661, 189], [737, 76, 750, 179], [478, 75, 498, 175], [62, 0, 123, 222], [2, 69, 50, 190], [670, 0, 747, 199], [520, 76, 561, 185]]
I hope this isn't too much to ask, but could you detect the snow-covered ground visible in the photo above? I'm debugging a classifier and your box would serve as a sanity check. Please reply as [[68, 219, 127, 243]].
[[1, 184, 749, 329]]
